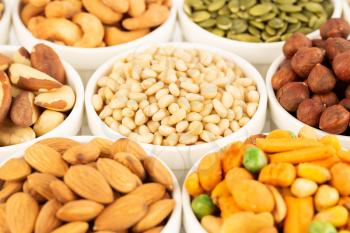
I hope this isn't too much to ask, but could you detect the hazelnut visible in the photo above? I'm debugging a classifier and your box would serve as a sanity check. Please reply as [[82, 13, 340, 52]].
[[312, 92, 339, 107], [283, 32, 312, 58], [291, 47, 325, 78], [320, 18, 350, 40], [297, 99, 325, 127], [319, 105, 350, 134], [325, 37, 350, 61], [271, 59, 297, 90], [277, 82, 310, 112], [307, 64, 336, 94], [333, 50, 350, 82], [340, 98, 350, 111], [312, 39, 327, 50], [345, 85, 350, 99]]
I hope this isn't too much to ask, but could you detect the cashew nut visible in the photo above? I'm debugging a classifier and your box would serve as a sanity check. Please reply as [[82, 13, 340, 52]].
[[72, 13, 104, 48], [45, 0, 82, 19], [28, 0, 50, 7], [128, 0, 146, 17], [21, 3, 45, 26], [102, 0, 129, 13], [123, 4, 169, 30], [28, 17, 83, 46], [105, 27, 150, 46], [82, 0, 122, 25]]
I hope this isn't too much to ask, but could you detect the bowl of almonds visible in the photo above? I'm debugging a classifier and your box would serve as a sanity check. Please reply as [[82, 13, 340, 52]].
[[12, 0, 177, 70], [0, 44, 84, 158], [0, 136, 181, 233], [178, 0, 342, 64], [85, 42, 267, 169]]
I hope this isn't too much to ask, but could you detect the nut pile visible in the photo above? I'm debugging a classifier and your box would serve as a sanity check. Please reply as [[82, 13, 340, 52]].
[[21, 0, 171, 48], [184, 0, 334, 42], [93, 46, 260, 146], [0, 44, 76, 147], [273, 18, 350, 135], [185, 127, 350, 233], [0, 137, 175, 232]]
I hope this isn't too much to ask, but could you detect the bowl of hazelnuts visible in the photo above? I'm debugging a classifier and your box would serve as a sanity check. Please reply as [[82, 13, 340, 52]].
[[266, 18, 350, 147]]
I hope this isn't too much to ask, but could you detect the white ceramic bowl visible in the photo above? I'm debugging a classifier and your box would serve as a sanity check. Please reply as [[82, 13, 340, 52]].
[[85, 42, 268, 170], [0, 0, 12, 44], [178, 0, 342, 65], [0, 45, 84, 159], [5, 135, 182, 233], [266, 54, 350, 148], [12, 0, 177, 70], [343, 0, 350, 23]]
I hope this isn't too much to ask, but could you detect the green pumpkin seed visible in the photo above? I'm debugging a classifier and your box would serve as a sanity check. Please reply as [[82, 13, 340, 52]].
[[248, 26, 261, 36], [265, 26, 277, 36], [322, 1, 334, 17], [210, 28, 226, 36], [248, 3, 273, 16], [190, 0, 206, 10], [199, 18, 217, 28], [313, 15, 327, 29], [298, 27, 314, 34], [308, 15, 318, 28], [192, 11, 211, 22], [255, 12, 276, 22], [217, 16, 232, 30], [208, 0, 226, 12], [290, 13, 308, 22], [237, 11, 251, 19], [303, 2, 325, 13], [265, 35, 281, 42], [218, 5, 231, 15], [277, 23, 288, 36], [283, 15, 299, 24], [275, 0, 296, 4], [268, 18, 285, 29], [278, 4, 302, 13], [239, 0, 256, 10], [228, 0, 239, 13], [184, 4, 192, 15], [281, 33, 293, 40], [231, 19, 248, 33], [228, 33, 261, 42], [287, 21, 301, 33], [249, 20, 265, 30]]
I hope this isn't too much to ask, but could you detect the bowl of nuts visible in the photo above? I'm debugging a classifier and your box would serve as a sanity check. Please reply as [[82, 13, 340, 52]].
[[183, 127, 350, 233], [0, 136, 182, 233], [178, 0, 342, 65], [0, 0, 12, 44], [0, 44, 84, 158], [85, 42, 267, 169], [12, 0, 177, 70], [267, 18, 350, 147]]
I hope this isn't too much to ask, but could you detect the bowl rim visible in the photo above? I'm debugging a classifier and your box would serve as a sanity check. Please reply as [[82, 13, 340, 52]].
[[177, 0, 342, 48], [266, 53, 350, 142], [0, 45, 85, 151], [343, 0, 350, 23], [1, 0, 12, 23], [3, 135, 182, 233], [11, 0, 177, 53], [85, 41, 268, 151]]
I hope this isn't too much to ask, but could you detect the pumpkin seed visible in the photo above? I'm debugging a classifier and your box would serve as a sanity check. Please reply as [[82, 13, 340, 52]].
[[210, 28, 226, 36], [218, 5, 231, 15], [283, 15, 299, 24], [265, 35, 281, 42], [249, 20, 265, 30], [228, 0, 239, 13], [192, 11, 211, 22], [199, 18, 217, 28], [303, 2, 325, 13], [239, 0, 256, 10], [278, 4, 302, 13], [275, 0, 296, 3], [248, 26, 261, 36], [217, 16, 232, 30], [184, 4, 192, 15], [290, 13, 308, 22], [255, 12, 276, 22], [268, 18, 285, 29], [228, 33, 261, 42], [248, 3, 273, 16], [308, 15, 318, 28], [208, 0, 226, 12], [231, 19, 248, 33], [287, 21, 301, 33], [298, 27, 314, 34], [265, 26, 276, 36]]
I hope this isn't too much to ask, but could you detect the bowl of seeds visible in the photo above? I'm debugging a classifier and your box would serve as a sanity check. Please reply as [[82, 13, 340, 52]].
[[85, 42, 267, 170], [178, 0, 342, 64]]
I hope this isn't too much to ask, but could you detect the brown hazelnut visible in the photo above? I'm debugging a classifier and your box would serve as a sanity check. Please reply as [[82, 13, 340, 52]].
[[312, 92, 339, 107], [277, 82, 310, 112], [345, 85, 350, 99], [291, 47, 325, 78], [333, 50, 350, 82], [307, 63, 336, 94], [319, 105, 350, 134], [325, 37, 350, 60], [271, 59, 297, 90], [312, 39, 327, 50], [297, 99, 325, 127], [320, 18, 350, 40], [283, 32, 312, 58], [340, 98, 350, 111]]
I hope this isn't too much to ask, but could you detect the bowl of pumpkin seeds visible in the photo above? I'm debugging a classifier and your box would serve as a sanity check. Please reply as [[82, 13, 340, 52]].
[[178, 0, 342, 64]]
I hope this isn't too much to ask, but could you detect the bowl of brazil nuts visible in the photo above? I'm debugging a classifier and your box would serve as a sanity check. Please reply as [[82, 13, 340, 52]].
[[0, 44, 84, 160], [85, 42, 267, 169], [178, 0, 342, 64], [12, 0, 177, 70], [0, 136, 182, 233]]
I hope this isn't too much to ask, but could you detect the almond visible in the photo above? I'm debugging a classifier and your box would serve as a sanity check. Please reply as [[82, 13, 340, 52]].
[[129, 183, 166, 205], [113, 152, 145, 180], [0, 181, 22, 203], [143, 226, 164, 233], [27, 172, 58, 200], [35, 199, 62, 233], [56, 200, 104, 222], [0, 71, 12, 123], [9, 63, 62, 92], [34, 85, 75, 112], [6, 192, 39, 233], [33, 110, 65, 137], [94, 195, 148, 231], [23, 180, 46, 203], [143, 157, 173, 191], [0, 203, 9, 233], [0, 158, 31, 181], [49, 180, 77, 203], [63, 143, 100, 165], [64, 165, 114, 204], [133, 199, 175, 232], [24, 144, 68, 177], [31, 43, 66, 84], [0, 120, 36, 146], [111, 138, 147, 160], [50, 222, 89, 233], [0, 53, 12, 71], [96, 158, 141, 193], [36, 137, 80, 154], [90, 137, 113, 158], [10, 91, 40, 127]]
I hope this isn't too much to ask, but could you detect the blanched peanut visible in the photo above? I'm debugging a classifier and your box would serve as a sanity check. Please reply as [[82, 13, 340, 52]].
[[315, 185, 339, 211], [291, 178, 318, 198]]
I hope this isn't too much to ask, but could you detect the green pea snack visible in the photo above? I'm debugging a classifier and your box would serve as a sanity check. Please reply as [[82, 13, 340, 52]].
[[243, 146, 267, 173], [191, 194, 216, 219], [184, 0, 334, 42], [308, 220, 337, 233]]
